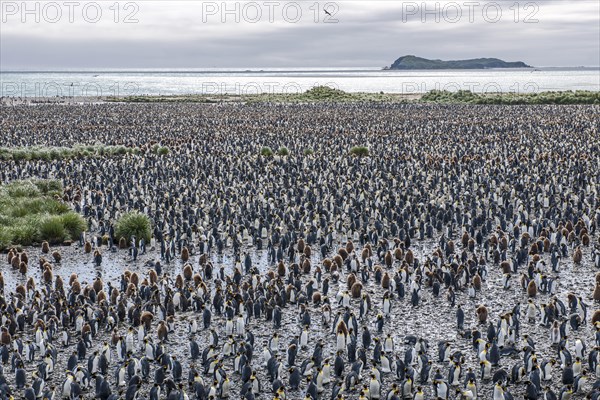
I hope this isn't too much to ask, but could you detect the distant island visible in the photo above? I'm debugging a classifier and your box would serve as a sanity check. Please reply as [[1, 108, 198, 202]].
[[387, 55, 531, 70]]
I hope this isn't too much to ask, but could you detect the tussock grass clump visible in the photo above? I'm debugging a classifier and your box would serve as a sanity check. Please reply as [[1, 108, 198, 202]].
[[0, 179, 85, 250], [277, 146, 290, 156], [350, 146, 370, 157], [0, 145, 139, 161], [421, 89, 600, 104], [115, 211, 152, 244], [260, 146, 274, 157], [157, 146, 170, 156], [39, 216, 67, 244], [304, 148, 315, 155]]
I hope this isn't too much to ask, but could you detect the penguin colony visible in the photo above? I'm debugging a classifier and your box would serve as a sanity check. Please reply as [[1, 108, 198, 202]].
[[0, 102, 599, 400]]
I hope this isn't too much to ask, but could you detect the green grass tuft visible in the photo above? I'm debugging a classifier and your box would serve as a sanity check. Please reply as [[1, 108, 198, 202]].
[[277, 146, 290, 156], [115, 211, 152, 243], [260, 146, 274, 157], [0, 179, 86, 250], [350, 146, 370, 157]]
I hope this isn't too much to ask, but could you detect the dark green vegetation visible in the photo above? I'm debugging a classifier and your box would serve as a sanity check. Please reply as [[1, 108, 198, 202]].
[[389, 55, 531, 69], [350, 146, 370, 157], [277, 146, 290, 156], [0, 180, 86, 250], [0, 144, 139, 161], [114, 211, 152, 244], [260, 146, 274, 157], [421, 90, 600, 104]]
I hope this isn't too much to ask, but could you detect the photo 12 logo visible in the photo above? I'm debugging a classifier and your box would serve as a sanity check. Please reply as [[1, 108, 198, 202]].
[[200, 1, 339, 23], [1, 1, 140, 23], [1, 81, 141, 100], [400, 1, 539, 23]]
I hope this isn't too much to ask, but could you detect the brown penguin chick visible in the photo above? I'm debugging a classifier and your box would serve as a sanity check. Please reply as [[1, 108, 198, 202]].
[[172, 275, 183, 290], [149, 269, 158, 285], [529, 243, 538, 256], [42, 265, 53, 284], [181, 247, 190, 262], [476, 305, 488, 323], [346, 274, 357, 290], [351, 282, 363, 298], [110, 288, 120, 305], [0, 271, 4, 291], [573, 247, 582, 264], [25, 278, 35, 296], [527, 280, 537, 297], [582, 234, 590, 246], [394, 247, 403, 261], [532, 254, 540, 263], [7, 250, 15, 265], [361, 247, 370, 262], [157, 321, 168, 342], [97, 290, 107, 303], [84, 241, 92, 254], [333, 254, 343, 269], [468, 238, 475, 252], [303, 245, 311, 258], [10, 255, 19, 270], [322, 258, 332, 272], [346, 240, 354, 255], [137, 309, 153, 330], [41, 241, 50, 254], [199, 253, 208, 265], [81, 322, 91, 337], [461, 231, 470, 248], [312, 291, 322, 305], [543, 238, 551, 252], [0, 327, 11, 345], [69, 273, 78, 286], [302, 259, 311, 274], [130, 272, 139, 287], [277, 261, 286, 277], [19, 261, 27, 275], [93, 277, 103, 293], [19, 251, 28, 265], [489, 234, 498, 247], [297, 238, 305, 253], [338, 248, 349, 261], [565, 220, 573, 232], [71, 279, 81, 295], [15, 284, 26, 298], [384, 251, 393, 268], [126, 283, 137, 297], [119, 237, 127, 249], [500, 261, 511, 274], [52, 251, 61, 263], [55, 275, 63, 292], [193, 274, 203, 287], [593, 283, 600, 301], [596, 272, 600, 285], [472, 274, 482, 291], [405, 249, 414, 266], [183, 264, 193, 281], [447, 241, 455, 255], [592, 310, 600, 325], [381, 272, 391, 289]]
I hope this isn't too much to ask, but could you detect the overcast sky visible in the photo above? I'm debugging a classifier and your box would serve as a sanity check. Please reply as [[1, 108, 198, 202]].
[[1, 0, 599, 69]]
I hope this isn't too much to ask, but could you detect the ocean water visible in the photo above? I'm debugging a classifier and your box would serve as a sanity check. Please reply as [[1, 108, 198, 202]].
[[0, 67, 598, 98]]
